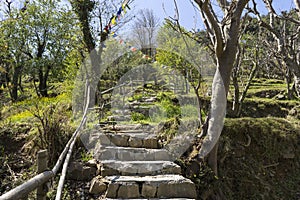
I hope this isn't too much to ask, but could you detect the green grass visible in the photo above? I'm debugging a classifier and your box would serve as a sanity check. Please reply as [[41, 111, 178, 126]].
[[2, 91, 72, 123]]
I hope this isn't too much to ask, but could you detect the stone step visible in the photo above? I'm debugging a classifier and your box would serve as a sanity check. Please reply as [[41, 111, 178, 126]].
[[99, 160, 181, 176], [94, 146, 172, 161], [142, 96, 157, 103], [112, 109, 131, 115], [105, 175, 197, 199], [128, 101, 155, 107], [104, 124, 149, 131], [107, 115, 132, 122], [96, 132, 160, 149]]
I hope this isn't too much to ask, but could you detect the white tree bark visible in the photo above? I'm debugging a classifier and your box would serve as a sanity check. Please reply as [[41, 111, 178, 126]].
[[198, 68, 226, 158]]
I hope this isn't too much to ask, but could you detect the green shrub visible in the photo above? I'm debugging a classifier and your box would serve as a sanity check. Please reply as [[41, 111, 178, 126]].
[[23, 102, 73, 166], [160, 99, 180, 118], [131, 112, 147, 121]]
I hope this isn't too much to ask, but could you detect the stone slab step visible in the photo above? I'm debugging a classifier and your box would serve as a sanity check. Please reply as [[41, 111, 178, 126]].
[[104, 124, 150, 131], [105, 175, 197, 199], [100, 160, 181, 176], [94, 146, 172, 161], [112, 109, 131, 115], [107, 115, 132, 122], [96, 132, 160, 149]]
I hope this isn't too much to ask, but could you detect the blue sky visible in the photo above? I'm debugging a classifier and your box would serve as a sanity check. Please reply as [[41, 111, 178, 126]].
[[0, 0, 295, 31], [131, 0, 296, 31]]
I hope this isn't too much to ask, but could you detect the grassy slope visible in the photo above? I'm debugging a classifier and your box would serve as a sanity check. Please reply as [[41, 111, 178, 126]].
[[219, 117, 300, 199]]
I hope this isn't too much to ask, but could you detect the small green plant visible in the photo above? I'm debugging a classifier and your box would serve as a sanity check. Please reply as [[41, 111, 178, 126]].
[[128, 93, 143, 102], [160, 99, 180, 118], [81, 151, 93, 162], [131, 112, 147, 121]]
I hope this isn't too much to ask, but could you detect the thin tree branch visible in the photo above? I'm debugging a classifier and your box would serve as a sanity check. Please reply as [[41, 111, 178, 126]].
[[194, 0, 223, 57]]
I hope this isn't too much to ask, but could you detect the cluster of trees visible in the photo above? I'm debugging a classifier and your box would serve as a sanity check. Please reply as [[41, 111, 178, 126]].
[[0, 0, 81, 100]]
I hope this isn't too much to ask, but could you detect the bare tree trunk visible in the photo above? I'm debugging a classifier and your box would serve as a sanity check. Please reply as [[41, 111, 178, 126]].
[[38, 66, 51, 97], [11, 65, 22, 101]]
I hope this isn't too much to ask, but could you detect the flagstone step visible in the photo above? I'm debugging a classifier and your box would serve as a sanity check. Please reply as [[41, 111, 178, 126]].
[[95, 132, 160, 149], [99, 160, 181, 176], [107, 115, 132, 122], [94, 146, 172, 161], [105, 175, 197, 199], [112, 109, 131, 115], [103, 124, 151, 131]]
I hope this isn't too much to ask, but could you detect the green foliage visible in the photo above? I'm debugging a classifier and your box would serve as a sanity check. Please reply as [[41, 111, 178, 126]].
[[156, 92, 180, 118], [128, 93, 143, 102], [0, 0, 82, 99], [8, 110, 33, 123], [160, 99, 180, 118], [156, 21, 215, 84], [131, 112, 147, 121], [23, 102, 73, 165], [81, 151, 93, 162]]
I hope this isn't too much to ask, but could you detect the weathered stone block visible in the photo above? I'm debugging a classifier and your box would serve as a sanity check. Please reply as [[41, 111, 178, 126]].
[[116, 150, 132, 160], [154, 150, 171, 160], [117, 183, 140, 198], [128, 137, 143, 148], [96, 149, 115, 160], [98, 134, 111, 146], [157, 181, 197, 198], [110, 134, 129, 147], [142, 183, 157, 198], [105, 183, 119, 198], [144, 138, 159, 149], [67, 161, 96, 181], [89, 176, 107, 194], [101, 167, 119, 177]]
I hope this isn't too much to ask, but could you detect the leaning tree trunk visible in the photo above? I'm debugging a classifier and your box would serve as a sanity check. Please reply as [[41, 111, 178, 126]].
[[195, 0, 250, 175], [198, 53, 237, 174]]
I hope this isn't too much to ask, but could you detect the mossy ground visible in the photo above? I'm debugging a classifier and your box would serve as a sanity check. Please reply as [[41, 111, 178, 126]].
[[218, 118, 300, 199]]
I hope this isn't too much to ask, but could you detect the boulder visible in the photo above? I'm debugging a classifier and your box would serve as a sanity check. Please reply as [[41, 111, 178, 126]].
[[67, 161, 96, 181], [89, 176, 108, 194]]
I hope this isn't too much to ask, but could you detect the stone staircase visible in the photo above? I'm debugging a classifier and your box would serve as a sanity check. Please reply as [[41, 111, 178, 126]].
[[91, 123, 197, 199], [81, 90, 198, 199]]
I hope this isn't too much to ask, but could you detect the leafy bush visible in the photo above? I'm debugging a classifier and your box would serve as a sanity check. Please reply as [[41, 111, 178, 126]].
[[24, 102, 73, 166], [161, 99, 180, 118], [131, 112, 147, 121]]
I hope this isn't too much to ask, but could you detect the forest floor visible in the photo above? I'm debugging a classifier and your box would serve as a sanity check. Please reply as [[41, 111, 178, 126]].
[[0, 78, 299, 199]]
